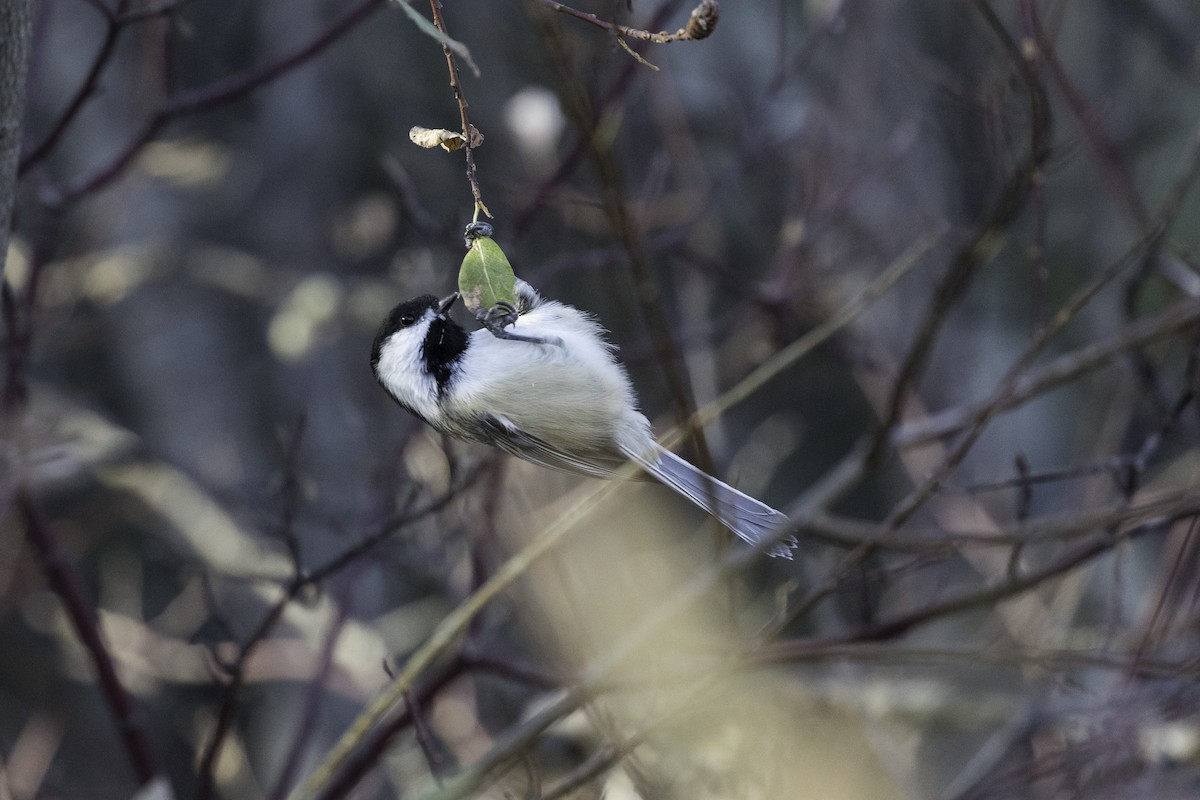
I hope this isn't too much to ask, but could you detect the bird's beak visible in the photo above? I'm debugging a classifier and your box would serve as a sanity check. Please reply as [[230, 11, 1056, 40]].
[[437, 292, 459, 316]]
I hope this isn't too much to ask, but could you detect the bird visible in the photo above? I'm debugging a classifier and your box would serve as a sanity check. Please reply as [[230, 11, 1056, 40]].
[[371, 279, 795, 558]]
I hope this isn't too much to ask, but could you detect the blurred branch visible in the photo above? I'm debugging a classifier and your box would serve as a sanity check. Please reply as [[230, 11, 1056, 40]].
[[804, 488, 1200, 551], [973, 1, 1055, 331], [118, 0, 201, 24], [198, 464, 483, 800], [310, 657, 466, 800], [291, 472, 632, 800], [16, 492, 163, 787], [894, 259, 1200, 448], [755, 640, 1200, 678], [43, 0, 387, 207], [885, 225, 1160, 528], [1, 278, 27, 411], [851, 520, 1169, 643], [407, 464, 859, 800], [405, 689, 448, 784], [1016, 0, 1052, 333], [678, 224, 946, 440], [268, 591, 354, 800], [1031, 8, 1153, 235], [866, 143, 1047, 468], [19, 0, 201, 173]]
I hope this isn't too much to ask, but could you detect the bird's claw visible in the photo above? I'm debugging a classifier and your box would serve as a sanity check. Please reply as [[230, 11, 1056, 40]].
[[477, 302, 562, 347]]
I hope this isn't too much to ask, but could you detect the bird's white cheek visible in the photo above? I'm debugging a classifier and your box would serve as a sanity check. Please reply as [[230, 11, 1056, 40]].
[[377, 333, 440, 420]]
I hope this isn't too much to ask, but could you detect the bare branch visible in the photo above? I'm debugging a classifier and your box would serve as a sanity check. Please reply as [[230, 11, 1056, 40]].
[[425, 0, 490, 218]]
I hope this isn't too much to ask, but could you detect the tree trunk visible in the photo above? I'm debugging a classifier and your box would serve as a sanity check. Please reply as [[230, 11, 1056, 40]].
[[0, 0, 34, 279]]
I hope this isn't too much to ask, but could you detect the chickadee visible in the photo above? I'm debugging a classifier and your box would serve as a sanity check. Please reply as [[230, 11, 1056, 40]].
[[371, 280, 796, 558]]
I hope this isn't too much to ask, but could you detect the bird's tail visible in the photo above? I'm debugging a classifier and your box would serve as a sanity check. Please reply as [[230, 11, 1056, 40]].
[[623, 443, 796, 559]]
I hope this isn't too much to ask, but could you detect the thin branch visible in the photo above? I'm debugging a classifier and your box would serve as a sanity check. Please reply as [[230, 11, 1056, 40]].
[[534, 0, 719, 44], [426, 0, 489, 218]]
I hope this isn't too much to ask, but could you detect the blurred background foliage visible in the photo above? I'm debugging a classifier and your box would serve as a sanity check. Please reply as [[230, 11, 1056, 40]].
[[4, 0, 1200, 798]]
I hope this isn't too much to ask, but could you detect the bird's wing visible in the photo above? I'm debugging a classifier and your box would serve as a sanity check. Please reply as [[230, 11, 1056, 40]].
[[469, 414, 626, 478]]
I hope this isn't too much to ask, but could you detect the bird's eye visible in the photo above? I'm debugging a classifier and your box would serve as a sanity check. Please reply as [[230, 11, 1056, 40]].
[[400, 313, 416, 325]]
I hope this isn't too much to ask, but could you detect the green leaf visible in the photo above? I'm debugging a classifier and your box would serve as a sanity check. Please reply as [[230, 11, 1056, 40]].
[[458, 235, 516, 316]]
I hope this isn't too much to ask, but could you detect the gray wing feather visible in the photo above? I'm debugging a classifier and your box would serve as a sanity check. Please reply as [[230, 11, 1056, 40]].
[[474, 415, 625, 478]]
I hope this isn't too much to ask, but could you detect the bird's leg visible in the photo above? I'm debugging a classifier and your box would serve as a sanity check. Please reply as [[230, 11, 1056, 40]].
[[476, 302, 562, 347]]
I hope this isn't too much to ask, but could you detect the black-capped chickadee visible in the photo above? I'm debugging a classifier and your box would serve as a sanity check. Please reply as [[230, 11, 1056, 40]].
[[371, 280, 796, 558]]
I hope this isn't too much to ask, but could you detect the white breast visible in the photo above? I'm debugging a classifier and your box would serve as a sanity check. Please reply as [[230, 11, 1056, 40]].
[[445, 299, 652, 456]]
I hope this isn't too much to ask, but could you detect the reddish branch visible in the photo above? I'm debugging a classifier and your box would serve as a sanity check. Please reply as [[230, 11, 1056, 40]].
[[17, 492, 164, 787]]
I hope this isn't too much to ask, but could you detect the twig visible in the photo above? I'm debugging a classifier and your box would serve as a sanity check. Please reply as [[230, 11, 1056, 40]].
[[426, 0, 489, 219], [534, 0, 719, 44], [406, 689, 447, 784]]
